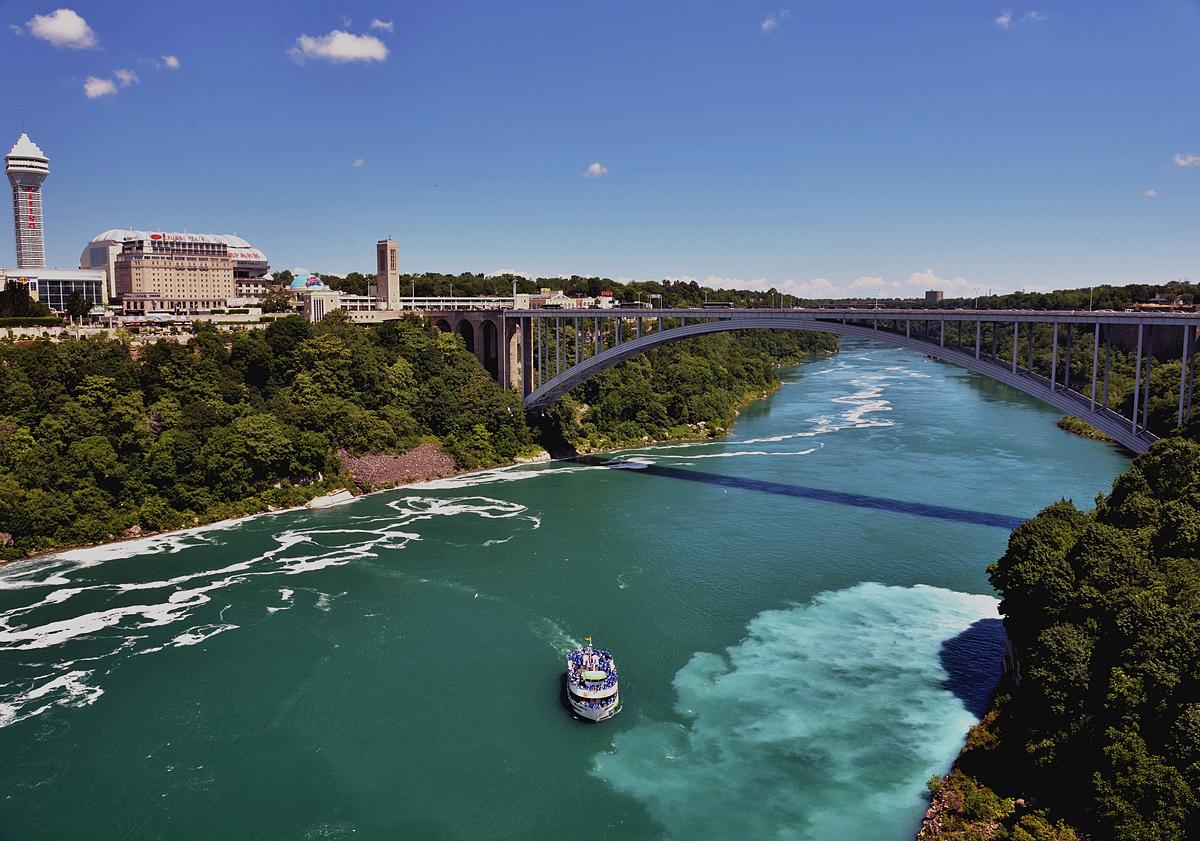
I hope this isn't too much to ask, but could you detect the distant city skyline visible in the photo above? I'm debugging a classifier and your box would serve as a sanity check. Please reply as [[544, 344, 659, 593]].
[[0, 1, 1197, 296]]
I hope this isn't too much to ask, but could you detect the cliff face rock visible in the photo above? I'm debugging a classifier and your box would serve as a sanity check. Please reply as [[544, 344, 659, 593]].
[[338, 444, 457, 489]]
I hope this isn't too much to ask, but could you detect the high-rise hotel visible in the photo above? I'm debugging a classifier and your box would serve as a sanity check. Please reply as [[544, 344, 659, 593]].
[[2, 133, 105, 311], [6, 133, 49, 269]]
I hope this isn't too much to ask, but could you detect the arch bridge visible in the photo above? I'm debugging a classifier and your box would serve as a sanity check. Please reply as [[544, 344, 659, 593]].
[[491, 307, 1200, 453]]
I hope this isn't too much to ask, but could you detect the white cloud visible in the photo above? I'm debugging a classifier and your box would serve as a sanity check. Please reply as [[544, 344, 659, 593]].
[[351, 158, 365, 168], [583, 162, 608, 178], [761, 10, 791, 33], [1172, 153, 1200, 168], [288, 29, 388, 63], [161, 54, 180, 70], [1141, 188, 1160, 198], [997, 9, 1048, 29], [27, 8, 96, 49], [114, 68, 138, 87], [901, 268, 979, 295], [370, 18, 394, 32], [83, 76, 117, 99], [8, 24, 23, 36]]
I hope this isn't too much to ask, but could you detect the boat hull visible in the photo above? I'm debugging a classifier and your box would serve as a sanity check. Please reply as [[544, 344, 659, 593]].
[[568, 690, 621, 722]]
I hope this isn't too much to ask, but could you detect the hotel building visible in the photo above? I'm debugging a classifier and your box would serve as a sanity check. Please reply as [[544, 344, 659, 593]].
[[83, 230, 271, 312]]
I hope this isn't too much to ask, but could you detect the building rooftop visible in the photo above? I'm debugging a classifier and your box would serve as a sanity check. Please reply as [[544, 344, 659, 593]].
[[6, 133, 48, 163], [90, 229, 255, 249], [88, 227, 267, 260]]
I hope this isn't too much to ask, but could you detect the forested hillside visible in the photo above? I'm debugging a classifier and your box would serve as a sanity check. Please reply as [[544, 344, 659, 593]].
[[922, 432, 1200, 840], [0, 316, 531, 559], [0, 317, 832, 559], [543, 330, 836, 452]]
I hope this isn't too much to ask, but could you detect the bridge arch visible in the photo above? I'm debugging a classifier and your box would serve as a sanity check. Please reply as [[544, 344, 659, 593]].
[[523, 316, 1157, 453], [433, 318, 452, 333], [456, 320, 475, 353]]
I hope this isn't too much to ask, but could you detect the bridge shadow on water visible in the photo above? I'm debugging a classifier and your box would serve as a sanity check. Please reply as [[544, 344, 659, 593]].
[[938, 618, 1007, 717], [576, 457, 1026, 530]]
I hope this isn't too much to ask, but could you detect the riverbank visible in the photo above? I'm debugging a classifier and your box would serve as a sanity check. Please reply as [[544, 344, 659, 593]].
[[0, 445, 554, 570], [1056, 415, 1114, 442]]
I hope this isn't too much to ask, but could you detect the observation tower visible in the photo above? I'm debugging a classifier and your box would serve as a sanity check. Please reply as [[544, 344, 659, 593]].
[[6, 133, 49, 268]]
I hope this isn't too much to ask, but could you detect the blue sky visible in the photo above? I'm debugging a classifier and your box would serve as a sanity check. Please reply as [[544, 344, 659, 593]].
[[1, 0, 1198, 296]]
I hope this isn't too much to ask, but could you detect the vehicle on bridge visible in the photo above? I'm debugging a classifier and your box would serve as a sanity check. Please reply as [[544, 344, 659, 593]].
[[702, 301, 735, 308]]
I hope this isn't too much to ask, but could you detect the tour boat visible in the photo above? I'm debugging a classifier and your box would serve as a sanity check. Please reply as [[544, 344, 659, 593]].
[[565, 636, 621, 722]]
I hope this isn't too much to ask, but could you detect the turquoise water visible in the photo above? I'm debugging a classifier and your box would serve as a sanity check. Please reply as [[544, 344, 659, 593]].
[[0, 341, 1129, 840]]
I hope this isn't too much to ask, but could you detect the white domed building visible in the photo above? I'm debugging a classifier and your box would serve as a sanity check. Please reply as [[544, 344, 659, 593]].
[[81, 229, 271, 312]]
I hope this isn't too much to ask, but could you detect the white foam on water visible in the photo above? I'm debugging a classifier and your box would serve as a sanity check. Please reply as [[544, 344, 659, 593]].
[[0, 669, 104, 729], [168, 623, 238, 647], [741, 362, 925, 444], [0, 493, 544, 728], [593, 582, 1000, 841], [607, 458, 653, 469], [663, 448, 819, 460]]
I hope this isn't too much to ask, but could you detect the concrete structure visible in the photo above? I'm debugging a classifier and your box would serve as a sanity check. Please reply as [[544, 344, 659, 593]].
[[506, 307, 1200, 454], [925, 290, 944, 303], [6, 134, 49, 269], [425, 309, 517, 386], [83, 230, 270, 302], [514, 290, 579, 309], [371, 239, 400, 308], [1, 267, 105, 312]]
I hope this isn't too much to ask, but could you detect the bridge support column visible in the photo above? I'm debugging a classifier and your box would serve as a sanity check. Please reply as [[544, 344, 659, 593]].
[[502, 318, 519, 391], [1142, 328, 1154, 432], [556, 319, 562, 378], [1063, 324, 1073, 392], [594, 317, 601, 355], [1090, 323, 1100, 411], [905, 319, 910, 338], [575, 317, 581, 367], [1026, 323, 1033, 373], [939, 321, 944, 347], [1132, 324, 1144, 434], [636, 317, 642, 339], [1104, 326, 1111, 409], [1050, 323, 1058, 391], [991, 324, 998, 360], [1011, 323, 1018, 374], [1179, 325, 1190, 427], [520, 318, 533, 397], [975, 321, 981, 359]]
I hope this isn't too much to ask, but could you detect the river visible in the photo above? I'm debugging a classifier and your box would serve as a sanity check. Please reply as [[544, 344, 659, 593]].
[[0, 340, 1130, 840]]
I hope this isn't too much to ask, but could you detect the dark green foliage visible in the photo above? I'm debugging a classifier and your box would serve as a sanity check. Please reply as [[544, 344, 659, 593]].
[[985, 437, 1200, 839], [0, 285, 52, 318], [544, 330, 836, 451], [0, 316, 532, 558]]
